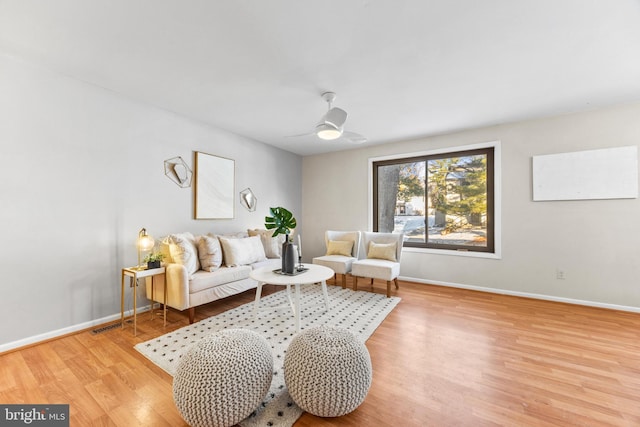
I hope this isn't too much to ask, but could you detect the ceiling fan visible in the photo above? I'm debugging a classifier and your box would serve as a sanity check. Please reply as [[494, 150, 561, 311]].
[[291, 92, 367, 144]]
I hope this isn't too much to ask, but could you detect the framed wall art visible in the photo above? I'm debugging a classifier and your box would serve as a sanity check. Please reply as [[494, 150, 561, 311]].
[[194, 151, 235, 219]]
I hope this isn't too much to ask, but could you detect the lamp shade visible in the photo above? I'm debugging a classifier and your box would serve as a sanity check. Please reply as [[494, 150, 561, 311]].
[[138, 233, 155, 250], [137, 228, 155, 268]]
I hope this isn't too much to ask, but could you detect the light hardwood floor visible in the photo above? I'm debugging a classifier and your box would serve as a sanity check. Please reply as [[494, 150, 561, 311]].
[[2, 279, 640, 426]]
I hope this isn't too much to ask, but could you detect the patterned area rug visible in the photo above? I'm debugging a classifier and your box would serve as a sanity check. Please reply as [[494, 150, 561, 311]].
[[135, 284, 400, 427]]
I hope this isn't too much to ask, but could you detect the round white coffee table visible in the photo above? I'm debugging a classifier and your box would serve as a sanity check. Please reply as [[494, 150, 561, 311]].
[[250, 264, 334, 333]]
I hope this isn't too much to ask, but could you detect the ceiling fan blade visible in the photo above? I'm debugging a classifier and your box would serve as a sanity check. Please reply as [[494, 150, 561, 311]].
[[322, 107, 347, 129], [342, 131, 367, 144], [285, 131, 315, 138]]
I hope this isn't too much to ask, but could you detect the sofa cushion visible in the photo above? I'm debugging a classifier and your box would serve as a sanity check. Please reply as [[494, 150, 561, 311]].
[[218, 231, 248, 239], [166, 232, 200, 275], [248, 228, 285, 259], [197, 235, 223, 272], [250, 258, 283, 271], [158, 239, 173, 263], [219, 235, 267, 267], [189, 265, 252, 294]]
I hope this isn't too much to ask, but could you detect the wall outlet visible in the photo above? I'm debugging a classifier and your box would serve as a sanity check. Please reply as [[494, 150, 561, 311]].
[[556, 269, 566, 280]]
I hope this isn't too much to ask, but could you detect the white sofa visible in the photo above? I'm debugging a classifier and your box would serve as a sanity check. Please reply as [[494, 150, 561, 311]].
[[145, 230, 284, 323]]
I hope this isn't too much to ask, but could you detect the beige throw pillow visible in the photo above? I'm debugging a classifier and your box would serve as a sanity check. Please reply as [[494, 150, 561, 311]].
[[326, 240, 354, 257], [158, 239, 173, 263], [166, 233, 200, 274], [248, 228, 285, 259], [197, 235, 223, 272], [219, 235, 267, 267], [367, 241, 397, 261]]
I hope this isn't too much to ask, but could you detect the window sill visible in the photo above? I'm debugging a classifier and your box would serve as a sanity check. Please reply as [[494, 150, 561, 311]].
[[402, 246, 501, 259]]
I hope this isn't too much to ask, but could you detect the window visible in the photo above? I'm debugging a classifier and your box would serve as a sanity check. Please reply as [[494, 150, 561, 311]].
[[373, 146, 495, 254]]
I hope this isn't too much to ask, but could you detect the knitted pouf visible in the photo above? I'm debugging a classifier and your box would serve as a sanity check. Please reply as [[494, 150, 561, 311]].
[[172, 328, 273, 427], [284, 326, 372, 417]]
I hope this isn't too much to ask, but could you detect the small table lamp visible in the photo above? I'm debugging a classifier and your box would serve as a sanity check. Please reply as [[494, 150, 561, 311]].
[[137, 228, 155, 269]]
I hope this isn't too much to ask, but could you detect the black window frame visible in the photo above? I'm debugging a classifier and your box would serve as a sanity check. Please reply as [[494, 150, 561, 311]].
[[373, 146, 495, 254]]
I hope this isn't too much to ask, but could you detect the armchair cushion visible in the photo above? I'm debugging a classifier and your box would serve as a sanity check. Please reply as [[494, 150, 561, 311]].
[[367, 241, 397, 262], [326, 240, 354, 257], [351, 259, 401, 281], [312, 255, 357, 275]]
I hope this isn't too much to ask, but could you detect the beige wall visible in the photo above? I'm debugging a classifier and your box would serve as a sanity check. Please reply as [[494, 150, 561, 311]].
[[302, 103, 640, 309]]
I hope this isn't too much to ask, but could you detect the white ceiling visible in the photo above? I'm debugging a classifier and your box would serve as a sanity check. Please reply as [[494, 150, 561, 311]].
[[2, 0, 640, 156]]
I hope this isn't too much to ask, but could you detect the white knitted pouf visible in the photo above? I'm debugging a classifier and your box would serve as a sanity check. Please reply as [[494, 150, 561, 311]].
[[173, 328, 273, 427], [284, 326, 372, 417]]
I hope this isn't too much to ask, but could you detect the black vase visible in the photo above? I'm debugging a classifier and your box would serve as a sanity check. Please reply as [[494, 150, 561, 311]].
[[282, 240, 296, 274]]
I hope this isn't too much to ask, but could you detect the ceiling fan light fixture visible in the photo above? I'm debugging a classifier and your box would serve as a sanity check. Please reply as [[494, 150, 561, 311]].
[[316, 124, 342, 140]]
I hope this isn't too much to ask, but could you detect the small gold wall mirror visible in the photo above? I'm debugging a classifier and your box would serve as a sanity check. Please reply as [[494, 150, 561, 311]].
[[164, 156, 193, 188], [239, 188, 257, 212]]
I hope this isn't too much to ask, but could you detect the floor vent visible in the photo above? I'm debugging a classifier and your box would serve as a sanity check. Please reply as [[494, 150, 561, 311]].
[[91, 322, 122, 335]]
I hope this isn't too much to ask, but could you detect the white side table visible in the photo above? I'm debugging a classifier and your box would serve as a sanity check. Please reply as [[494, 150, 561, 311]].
[[121, 266, 166, 336], [250, 264, 333, 333]]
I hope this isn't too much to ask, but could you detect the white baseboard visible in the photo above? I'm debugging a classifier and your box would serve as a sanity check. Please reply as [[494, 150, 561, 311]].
[[0, 305, 152, 354], [401, 276, 640, 313]]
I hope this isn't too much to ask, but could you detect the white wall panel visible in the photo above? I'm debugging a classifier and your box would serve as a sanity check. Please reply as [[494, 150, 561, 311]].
[[532, 146, 638, 201]]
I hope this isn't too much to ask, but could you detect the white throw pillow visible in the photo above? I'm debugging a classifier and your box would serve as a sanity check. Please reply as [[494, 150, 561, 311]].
[[197, 235, 223, 272], [248, 228, 285, 258], [166, 232, 200, 274], [219, 231, 248, 239], [219, 235, 267, 267]]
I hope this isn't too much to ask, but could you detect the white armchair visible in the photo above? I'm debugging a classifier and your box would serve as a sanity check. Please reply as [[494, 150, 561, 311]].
[[351, 231, 404, 298], [312, 230, 361, 288]]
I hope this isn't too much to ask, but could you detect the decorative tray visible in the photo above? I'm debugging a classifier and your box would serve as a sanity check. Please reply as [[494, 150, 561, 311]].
[[273, 267, 309, 276]]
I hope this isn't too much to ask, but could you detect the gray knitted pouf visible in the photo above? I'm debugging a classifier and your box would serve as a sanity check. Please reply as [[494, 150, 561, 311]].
[[284, 326, 372, 417], [173, 328, 273, 427]]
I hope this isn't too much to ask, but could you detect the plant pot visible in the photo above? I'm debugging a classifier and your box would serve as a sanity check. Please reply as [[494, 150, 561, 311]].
[[282, 240, 296, 274], [147, 261, 161, 269]]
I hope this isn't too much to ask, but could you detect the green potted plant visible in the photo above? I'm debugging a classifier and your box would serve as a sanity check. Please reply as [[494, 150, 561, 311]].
[[265, 207, 297, 274], [143, 252, 165, 269]]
